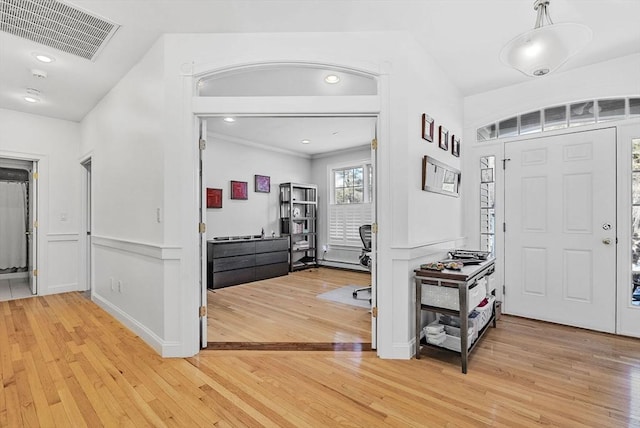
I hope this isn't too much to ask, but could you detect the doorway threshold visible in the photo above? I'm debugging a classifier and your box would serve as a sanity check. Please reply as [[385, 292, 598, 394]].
[[205, 342, 372, 352]]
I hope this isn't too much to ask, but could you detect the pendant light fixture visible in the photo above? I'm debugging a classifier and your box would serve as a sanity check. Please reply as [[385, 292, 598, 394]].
[[500, 0, 592, 77]]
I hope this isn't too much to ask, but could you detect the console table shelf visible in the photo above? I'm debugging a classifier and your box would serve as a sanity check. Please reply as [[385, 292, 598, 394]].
[[414, 257, 496, 374]]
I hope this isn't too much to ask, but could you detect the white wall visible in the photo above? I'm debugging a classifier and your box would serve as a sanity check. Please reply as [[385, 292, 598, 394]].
[[159, 31, 464, 358], [462, 54, 640, 335], [464, 54, 640, 134], [205, 135, 311, 239], [311, 145, 371, 268], [74, 29, 465, 358], [463, 54, 640, 253], [0, 108, 81, 295], [80, 38, 185, 356]]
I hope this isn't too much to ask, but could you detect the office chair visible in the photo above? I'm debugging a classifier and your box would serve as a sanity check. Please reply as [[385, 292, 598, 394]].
[[352, 224, 372, 302]]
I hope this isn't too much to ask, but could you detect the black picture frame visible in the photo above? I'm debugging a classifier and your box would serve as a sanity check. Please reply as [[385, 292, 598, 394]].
[[451, 135, 460, 157], [421, 113, 434, 142]]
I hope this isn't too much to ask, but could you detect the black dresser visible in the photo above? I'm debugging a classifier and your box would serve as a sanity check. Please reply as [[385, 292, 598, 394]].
[[207, 237, 289, 289]]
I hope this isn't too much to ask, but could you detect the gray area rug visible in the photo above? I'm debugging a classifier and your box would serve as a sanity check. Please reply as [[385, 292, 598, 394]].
[[317, 285, 371, 309]]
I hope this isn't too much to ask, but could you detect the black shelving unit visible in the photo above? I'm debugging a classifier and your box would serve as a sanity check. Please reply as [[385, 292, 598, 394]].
[[279, 183, 318, 271]]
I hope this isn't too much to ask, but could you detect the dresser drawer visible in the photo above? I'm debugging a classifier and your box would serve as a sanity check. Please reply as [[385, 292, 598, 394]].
[[213, 268, 255, 289], [255, 250, 288, 266], [212, 241, 256, 258], [255, 238, 288, 253], [213, 254, 255, 272]]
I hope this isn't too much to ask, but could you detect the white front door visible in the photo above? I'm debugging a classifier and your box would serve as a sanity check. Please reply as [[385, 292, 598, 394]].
[[504, 128, 616, 333]]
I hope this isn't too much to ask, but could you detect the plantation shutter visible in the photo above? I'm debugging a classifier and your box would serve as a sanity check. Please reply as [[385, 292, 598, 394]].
[[329, 203, 372, 246]]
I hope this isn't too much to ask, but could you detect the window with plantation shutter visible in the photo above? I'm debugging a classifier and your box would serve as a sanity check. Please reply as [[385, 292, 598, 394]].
[[328, 162, 372, 247], [329, 203, 372, 246]]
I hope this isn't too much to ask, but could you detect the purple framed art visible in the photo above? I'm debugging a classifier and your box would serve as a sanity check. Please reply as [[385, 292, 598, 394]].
[[255, 175, 270, 193]]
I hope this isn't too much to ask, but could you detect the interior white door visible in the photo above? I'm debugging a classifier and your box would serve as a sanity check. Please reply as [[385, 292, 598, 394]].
[[82, 159, 92, 292], [504, 128, 616, 333], [199, 119, 208, 349], [370, 125, 378, 349], [29, 162, 37, 295]]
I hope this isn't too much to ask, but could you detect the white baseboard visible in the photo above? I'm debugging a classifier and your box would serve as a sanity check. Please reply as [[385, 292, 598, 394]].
[[318, 260, 368, 272], [92, 292, 167, 356], [377, 340, 414, 360], [46, 282, 78, 294]]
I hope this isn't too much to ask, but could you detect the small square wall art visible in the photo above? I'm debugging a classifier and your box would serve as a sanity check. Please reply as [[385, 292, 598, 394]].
[[255, 175, 271, 193], [230, 180, 248, 200], [206, 188, 223, 208]]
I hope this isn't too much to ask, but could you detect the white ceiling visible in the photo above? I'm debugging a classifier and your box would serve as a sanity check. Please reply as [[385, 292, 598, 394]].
[[207, 116, 377, 156], [1, 0, 639, 152]]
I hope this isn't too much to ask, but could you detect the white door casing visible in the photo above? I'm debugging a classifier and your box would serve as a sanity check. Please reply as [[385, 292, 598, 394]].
[[504, 128, 616, 333], [29, 161, 38, 295], [199, 119, 208, 349], [616, 121, 640, 338]]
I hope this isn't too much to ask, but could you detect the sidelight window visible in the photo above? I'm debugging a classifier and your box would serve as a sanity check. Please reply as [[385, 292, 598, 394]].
[[632, 139, 640, 306], [480, 156, 496, 255]]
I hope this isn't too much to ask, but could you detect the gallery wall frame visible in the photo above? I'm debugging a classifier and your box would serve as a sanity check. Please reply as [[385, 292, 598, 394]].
[[439, 125, 449, 151], [230, 180, 248, 200], [451, 135, 460, 157], [255, 174, 271, 193], [421, 113, 434, 142], [207, 188, 223, 208]]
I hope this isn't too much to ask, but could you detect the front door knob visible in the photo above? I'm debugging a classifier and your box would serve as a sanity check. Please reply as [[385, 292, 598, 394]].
[[602, 238, 612, 245]]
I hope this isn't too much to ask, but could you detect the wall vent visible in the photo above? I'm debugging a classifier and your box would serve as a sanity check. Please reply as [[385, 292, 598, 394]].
[[0, 0, 120, 61]]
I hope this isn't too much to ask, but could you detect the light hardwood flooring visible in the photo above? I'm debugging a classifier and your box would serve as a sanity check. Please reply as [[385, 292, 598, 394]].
[[2, 292, 640, 426], [207, 268, 371, 345]]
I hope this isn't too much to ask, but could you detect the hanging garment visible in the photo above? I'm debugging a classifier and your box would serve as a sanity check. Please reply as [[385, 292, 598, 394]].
[[0, 181, 27, 269]]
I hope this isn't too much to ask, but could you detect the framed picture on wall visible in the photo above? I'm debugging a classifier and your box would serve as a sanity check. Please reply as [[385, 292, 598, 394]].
[[451, 135, 460, 157], [207, 188, 223, 208], [421, 113, 434, 142], [439, 125, 449, 151], [254, 175, 271, 193], [230, 180, 248, 200]]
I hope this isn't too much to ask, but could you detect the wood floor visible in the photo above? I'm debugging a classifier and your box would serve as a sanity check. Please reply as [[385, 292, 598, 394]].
[[207, 268, 371, 345], [2, 292, 640, 427]]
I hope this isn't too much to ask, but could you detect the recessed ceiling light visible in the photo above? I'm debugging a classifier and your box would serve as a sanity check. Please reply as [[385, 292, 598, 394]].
[[223, 117, 235, 123], [33, 53, 55, 63], [301, 139, 311, 144], [324, 75, 340, 84], [24, 96, 40, 103]]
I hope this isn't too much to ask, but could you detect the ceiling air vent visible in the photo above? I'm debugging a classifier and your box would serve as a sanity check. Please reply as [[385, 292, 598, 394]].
[[0, 0, 120, 61]]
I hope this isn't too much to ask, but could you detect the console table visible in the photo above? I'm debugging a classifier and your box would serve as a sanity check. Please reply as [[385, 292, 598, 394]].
[[414, 257, 495, 373], [207, 236, 289, 289]]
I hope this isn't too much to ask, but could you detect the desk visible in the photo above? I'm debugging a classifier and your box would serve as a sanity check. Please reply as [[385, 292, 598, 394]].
[[414, 257, 495, 373]]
